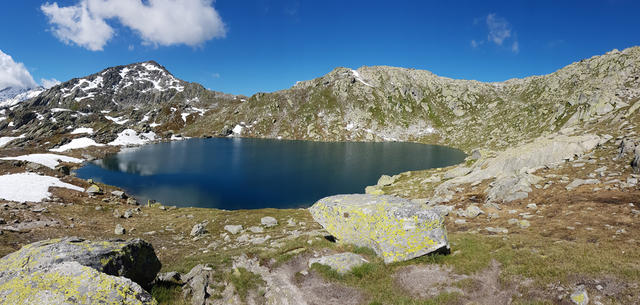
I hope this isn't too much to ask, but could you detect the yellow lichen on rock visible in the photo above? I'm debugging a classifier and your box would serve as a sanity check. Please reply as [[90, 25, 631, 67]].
[[309, 194, 449, 263]]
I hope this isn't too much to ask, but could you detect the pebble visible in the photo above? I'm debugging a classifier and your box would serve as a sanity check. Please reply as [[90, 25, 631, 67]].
[[114, 224, 125, 235]]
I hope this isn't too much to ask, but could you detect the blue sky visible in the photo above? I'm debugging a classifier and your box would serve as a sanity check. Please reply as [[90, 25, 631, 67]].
[[1, 0, 639, 96]]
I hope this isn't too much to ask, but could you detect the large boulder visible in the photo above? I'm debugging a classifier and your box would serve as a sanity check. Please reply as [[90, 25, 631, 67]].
[[0, 237, 161, 288], [0, 261, 157, 305], [309, 194, 449, 264]]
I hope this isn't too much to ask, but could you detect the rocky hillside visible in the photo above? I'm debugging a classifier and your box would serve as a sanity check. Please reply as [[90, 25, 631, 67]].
[[1, 47, 639, 153], [187, 47, 640, 151]]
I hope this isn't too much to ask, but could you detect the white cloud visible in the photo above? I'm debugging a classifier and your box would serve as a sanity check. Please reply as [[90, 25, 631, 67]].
[[41, 1, 114, 51], [41, 0, 226, 51], [40, 78, 61, 89], [0, 50, 37, 90], [486, 13, 511, 45]]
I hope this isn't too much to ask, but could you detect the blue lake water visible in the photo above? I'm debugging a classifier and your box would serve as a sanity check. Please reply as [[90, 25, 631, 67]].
[[75, 138, 465, 210]]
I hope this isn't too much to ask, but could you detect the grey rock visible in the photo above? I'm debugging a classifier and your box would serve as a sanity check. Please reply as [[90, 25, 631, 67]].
[[377, 174, 396, 186], [181, 264, 216, 305], [190, 222, 208, 237], [126, 197, 138, 205], [464, 205, 484, 218], [633, 145, 640, 173], [156, 271, 182, 284], [111, 190, 127, 199], [115, 224, 126, 235], [566, 178, 600, 190], [247, 226, 264, 233], [224, 225, 243, 235], [309, 194, 449, 263], [526, 203, 538, 209], [261, 216, 278, 228], [0, 262, 156, 305], [485, 227, 508, 234], [570, 286, 589, 305], [0, 237, 161, 287], [113, 209, 122, 218], [123, 209, 134, 219], [309, 252, 368, 275], [85, 184, 102, 195]]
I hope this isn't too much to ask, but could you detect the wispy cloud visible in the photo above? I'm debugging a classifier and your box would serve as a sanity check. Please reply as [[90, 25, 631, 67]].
[[40, 78, 61, 89], [212, 72, 220, 79], [472, 13, 519, 54], [41, 0, 227, 51], [486, 13, 511, 45]]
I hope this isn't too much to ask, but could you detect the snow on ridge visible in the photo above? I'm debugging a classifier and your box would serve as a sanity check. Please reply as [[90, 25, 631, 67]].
[[232, 124, 243, 134], [105, 115, 129, 125], [0, 134, 25, 148], [108, 129, 156, 146], [70, 127, 94, 135], [50, 137, 104, 152], [351, 69, 375, 87], [0, 154, 83, 169], [0, 87, 45, 108], [0, 173, 83, 203]]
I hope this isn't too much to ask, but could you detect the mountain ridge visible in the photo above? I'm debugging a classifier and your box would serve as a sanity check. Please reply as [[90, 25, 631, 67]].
[[0, 46, 638, 153]]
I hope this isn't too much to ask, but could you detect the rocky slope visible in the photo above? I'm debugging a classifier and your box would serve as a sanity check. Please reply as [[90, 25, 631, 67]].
[[187, 47, 640, 152], [1, 47, 639, 154]]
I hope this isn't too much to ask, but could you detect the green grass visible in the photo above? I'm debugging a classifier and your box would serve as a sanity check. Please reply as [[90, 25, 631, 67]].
[[228, 267, 266, 301], [151, 283, 189, 305]]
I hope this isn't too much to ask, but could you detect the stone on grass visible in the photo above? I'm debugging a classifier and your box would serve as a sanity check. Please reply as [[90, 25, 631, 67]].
[[261, 216, 278, 228], [111, 190, 127, 198], [465, 205, 484, 218], [517, 220, 531, 229], [115, 224, 125, 235], [486, 227, 508, 234], [570, 286, 589, 305], [224, 225, 243, 235], [85, 184, 102, 195], [190, 222, 208, 237], [309, 194, 449, 264], [309, 252, 368, 275], [566, 179, 599, 190]]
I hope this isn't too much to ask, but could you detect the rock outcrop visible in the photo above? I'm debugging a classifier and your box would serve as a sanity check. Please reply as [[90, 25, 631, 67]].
[[308, 252, 368, 275], [309, 194, 449, 263], [0, 237, 161, 304]]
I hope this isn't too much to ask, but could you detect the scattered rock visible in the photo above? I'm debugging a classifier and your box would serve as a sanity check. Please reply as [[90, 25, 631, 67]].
[[123, 209, 134, 219], [517, 220, 531, 229], [465, 205, 484, 218], [248, 226, 264, 233], [309, 252, 368, 275], [190, 222, 208, 237], [85, 184, 103, 195], [310, 194, 449, 263], [156, 271, 182, 285], [261, 216, 278, 228], [566, 179, 599, 190], [526, 203, 538, 209], [485, 227, 508, 234], [443, 166, 472, 179], [115, 224, 126, 235], [224, 224, 243, 235], [570, 286, 589, 305], [111, 190, 127, 199], [377, 175, 396, 186], [113, 209, 122, 218], [126, 197, 138, 205]]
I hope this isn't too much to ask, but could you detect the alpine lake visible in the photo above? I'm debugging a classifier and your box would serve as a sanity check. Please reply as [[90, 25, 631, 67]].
[[75, 138, 466, 210]]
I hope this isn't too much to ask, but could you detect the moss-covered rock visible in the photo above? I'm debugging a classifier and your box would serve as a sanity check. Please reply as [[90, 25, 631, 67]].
[[0, 261, 156, 305], [309, 194, 449, 263], [0, 237, 161, 288]]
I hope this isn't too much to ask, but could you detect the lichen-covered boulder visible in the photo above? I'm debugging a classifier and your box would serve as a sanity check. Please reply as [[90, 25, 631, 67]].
[[0, 237, 161, 287], [309, 194, 449, 263], [0, 261, 157, 305]]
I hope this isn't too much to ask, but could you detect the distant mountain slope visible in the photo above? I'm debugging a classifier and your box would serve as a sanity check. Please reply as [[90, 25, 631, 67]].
[[0, 86, 45, 109], [1, 47, 639, 152], [185, 47, 640, 151]]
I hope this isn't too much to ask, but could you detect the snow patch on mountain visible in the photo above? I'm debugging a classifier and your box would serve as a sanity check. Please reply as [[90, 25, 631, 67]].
[[108, 129, 156, 146], [50, 137, 104, 152], [0, 86, 45, 108], [0, 173, 83, 203], [0, 153, 83, 169]]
